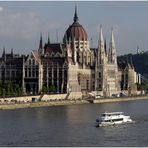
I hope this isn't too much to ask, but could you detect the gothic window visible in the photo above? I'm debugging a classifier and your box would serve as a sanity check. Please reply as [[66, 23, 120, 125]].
[[29, 59, 31, 65], [16, 71, 20, 77], [54, 70, 57, 79], [78, 74, 80, 85], [32, 59, 35, 65], [12, 71, 15, 78], [84, 52, 87, 64], [79, 52, 82, 63], [99, 72, 101, 78], [6, 70, 10, 78], [92, 81, 95, 90], [77, 51, 79, 62], [49, 71, 52, 79], [25, 70, 27, 77], [29, 68, 31, 77], [32, 70, 35, 77], [64, 70, 67, 80], [99, 84, 102, 90], [86, 80, 89, 90], [36, 70, 38, 77], [88, 55, 91, 65]]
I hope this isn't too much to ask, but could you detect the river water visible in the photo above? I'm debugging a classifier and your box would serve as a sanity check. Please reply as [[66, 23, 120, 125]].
[[0, 99, 148, 147]]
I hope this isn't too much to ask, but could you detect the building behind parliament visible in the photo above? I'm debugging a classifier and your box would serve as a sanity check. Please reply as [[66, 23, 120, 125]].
[[0, 7, 140, 97]]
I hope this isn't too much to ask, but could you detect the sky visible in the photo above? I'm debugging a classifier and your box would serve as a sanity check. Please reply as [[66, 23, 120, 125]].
[[0, 1, 148, 55]]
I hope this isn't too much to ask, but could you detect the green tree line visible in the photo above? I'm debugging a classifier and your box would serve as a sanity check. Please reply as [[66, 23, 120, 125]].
[[41, 85, 56, 94], [0, 81, 23, 97]]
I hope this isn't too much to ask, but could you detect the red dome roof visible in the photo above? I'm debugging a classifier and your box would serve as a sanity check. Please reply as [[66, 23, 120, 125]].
[[63, 6, 88, 42]]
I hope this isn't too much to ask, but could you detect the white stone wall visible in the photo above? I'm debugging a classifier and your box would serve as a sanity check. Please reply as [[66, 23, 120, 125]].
[[0, 92, 83, 103]]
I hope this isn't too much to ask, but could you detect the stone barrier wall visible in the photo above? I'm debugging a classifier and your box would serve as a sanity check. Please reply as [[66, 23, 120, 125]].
[[93, 96, 148, 104], [0, 92, 83, 103]]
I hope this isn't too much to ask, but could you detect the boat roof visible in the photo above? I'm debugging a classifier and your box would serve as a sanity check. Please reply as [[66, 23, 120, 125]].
[[101, 112, 124, 115]]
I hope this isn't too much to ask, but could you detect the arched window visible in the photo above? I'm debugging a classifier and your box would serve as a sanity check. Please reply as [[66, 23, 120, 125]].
[[77, 51, 79, 62], [29, 59, 31, 65], [99, 72, 101, 78], [32, 59, 35, 65]]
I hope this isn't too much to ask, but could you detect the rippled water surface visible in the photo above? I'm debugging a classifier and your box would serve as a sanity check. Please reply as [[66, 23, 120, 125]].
[[0, 99, 148, 146]]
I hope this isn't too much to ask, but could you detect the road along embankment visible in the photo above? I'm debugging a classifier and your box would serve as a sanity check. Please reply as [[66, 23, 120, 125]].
[[91, 96, 148, 104]]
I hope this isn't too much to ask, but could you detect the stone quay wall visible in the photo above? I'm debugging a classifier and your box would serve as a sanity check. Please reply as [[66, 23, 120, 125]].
[[0, 92, 83, 103]]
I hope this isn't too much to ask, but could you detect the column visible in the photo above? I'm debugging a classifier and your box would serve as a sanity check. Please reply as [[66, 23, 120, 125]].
[[51, 62, 54, 86], [61, 65, 64, 93], [57, 63, 59, 93], [46, 63, 49, 88]]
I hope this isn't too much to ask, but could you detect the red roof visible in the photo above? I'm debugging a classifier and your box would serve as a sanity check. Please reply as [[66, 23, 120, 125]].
[[63, 22, 88, 42]]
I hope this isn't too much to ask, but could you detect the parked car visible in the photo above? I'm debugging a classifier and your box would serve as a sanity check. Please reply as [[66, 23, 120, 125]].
[[112, 94, 120, 98], [95, 95, 101, 99]]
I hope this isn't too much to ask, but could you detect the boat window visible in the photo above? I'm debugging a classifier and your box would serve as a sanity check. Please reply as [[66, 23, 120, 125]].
[[105, 120, 111, 122], [112, 118, 123, 122]]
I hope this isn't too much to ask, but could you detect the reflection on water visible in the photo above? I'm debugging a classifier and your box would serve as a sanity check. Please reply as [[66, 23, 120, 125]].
[[0, 100, 148, 146]]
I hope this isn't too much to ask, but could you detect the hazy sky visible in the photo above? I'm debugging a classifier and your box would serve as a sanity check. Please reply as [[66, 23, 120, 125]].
[[0, 1, 148, 55]]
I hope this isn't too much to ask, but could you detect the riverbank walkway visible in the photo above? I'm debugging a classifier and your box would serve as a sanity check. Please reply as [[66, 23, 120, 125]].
[[0, 95, 148, 110]]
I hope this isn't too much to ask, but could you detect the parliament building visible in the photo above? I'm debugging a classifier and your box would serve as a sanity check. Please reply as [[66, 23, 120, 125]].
[[0, 7, 140, 97]]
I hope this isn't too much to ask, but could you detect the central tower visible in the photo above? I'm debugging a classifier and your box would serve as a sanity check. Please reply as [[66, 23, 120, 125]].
[[63, 6, 92, 93]]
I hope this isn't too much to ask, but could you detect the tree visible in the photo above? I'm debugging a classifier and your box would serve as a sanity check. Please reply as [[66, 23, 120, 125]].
[[0, 81, 3, 96], [42, 85, 48, 94], [49, 85, 56, 93]]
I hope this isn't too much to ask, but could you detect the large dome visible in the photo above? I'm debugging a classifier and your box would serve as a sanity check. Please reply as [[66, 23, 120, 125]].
[[63, 6, 88, 42]]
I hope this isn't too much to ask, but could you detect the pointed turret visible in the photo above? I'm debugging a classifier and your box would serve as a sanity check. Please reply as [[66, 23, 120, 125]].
[[104, 38, 107, 56], [39, 32, 43, 49], [99, 25, 104, 46], [2, 47, 6, 61], [2, 47, 5, 57], [108, 27, 117, 63], [38, 33, 44, 55], [48, 33, 50, 44], [74, 4, 78, 23], [98, 25, 106, 64], [65, 32, 68, 45], [11, 48, 13, 57]]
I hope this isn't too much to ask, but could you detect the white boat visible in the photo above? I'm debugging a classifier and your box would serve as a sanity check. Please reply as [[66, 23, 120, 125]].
[[96, 112, 134, 127]]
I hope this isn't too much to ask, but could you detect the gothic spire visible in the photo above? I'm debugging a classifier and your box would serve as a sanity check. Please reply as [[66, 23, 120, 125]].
[[74, 4, 78, 23], [2, 47, 5, 57], [48, 33, 50, 44], [110, 27, 115, 49], [99, 24, 104, 45], [98, 25, 106, 64], [65, 33, 68, 44], [39, 32, 43, 49], [2, 47, 6, 61], [11, 48, 13, 56], [108, 27, 117, 63], [104, 38, 107, 56]]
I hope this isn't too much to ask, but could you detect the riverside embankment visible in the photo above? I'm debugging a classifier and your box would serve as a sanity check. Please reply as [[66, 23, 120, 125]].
[[0, 95, 148, 110], [0, 100, 89, 110], [91, 95, 148, 103]]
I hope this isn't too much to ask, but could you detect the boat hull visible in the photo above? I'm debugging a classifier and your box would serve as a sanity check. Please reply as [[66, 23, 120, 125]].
[[96, 121, 135, 127]]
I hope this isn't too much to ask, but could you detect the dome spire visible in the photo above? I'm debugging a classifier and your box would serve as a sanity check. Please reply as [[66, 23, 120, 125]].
[[74, 4, 78, 23]]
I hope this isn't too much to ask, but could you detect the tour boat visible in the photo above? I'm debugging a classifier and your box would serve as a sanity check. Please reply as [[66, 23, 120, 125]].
[[96, 112, 134, 127]]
